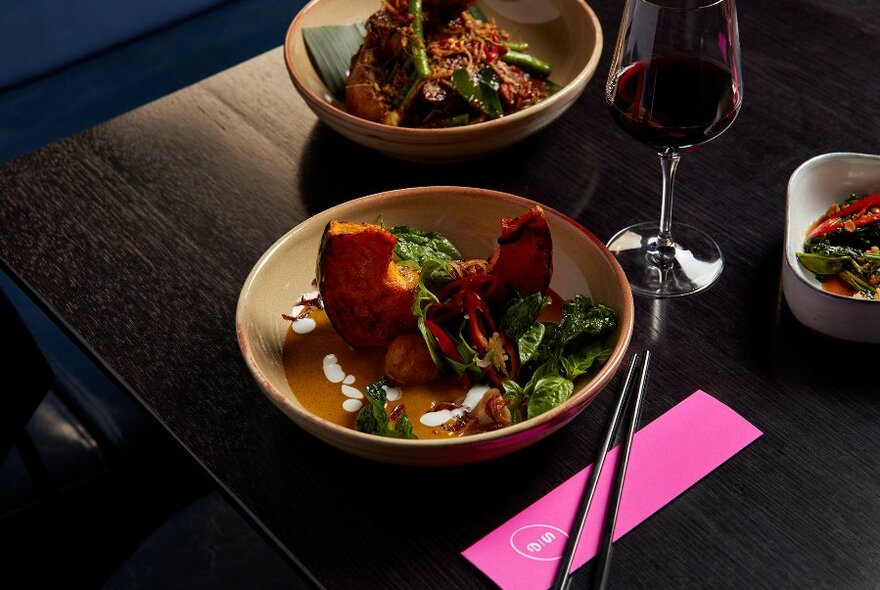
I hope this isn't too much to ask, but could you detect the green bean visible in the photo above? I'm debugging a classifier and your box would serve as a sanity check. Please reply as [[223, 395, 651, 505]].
[[503, 40, 529, 52], [409, 0, 430, 78], [840, 270, 875, 297], [440, 114, 470, 127], [501, 50, 552, 77]]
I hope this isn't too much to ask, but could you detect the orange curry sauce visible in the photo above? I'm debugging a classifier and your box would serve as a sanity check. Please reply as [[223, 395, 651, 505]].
[[283, 310, 474, 440], [282, 293, 564, 440]]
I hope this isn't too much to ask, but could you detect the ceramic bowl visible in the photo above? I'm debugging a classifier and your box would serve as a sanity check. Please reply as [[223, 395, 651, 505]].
[[782, 152, 880, 344], [283, 0, 603, 163], [236, 187, 634, 465]]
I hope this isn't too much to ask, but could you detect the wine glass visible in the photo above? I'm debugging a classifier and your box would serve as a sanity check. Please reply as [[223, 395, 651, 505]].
[[605, 0, 742, 297]]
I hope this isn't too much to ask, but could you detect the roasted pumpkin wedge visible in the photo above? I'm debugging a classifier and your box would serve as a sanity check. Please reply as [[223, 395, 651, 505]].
[[317, 221, 419, 348], [317, 207, 551, 348], [487, 206, 553, 300]]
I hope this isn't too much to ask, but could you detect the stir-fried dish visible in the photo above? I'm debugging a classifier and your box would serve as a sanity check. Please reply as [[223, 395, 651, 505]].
[[345, 0, 555, 127], [797, 192, 880, 299], [283, 207, 618, 440]]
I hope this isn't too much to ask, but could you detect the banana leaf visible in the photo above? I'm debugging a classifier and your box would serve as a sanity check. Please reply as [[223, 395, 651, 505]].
[[302, 23, 366, 101]]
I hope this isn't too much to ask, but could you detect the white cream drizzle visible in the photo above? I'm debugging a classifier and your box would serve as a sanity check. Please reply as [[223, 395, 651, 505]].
[[462, 385, 491, 409], [419, 409, 456, 427], [322, 354, 373, 412], [384, 385, 402, 401], [341, 385, 363, 399], [292, 318, 316, 334], [419, 384, 491, 427], [342, 399, 363, 412], [322, 354, 345, 383], [288, 305, 317, 334]]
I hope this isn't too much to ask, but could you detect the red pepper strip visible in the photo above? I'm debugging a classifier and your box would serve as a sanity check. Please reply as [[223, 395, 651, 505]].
[[426, 287, 471, 323], [469, 291, 495, 331], [461, 290, 514, 388], [463, 291, 496, 355], [426, 301, 461, 324], [424, 320, 462, 363], [831, 193, 880, 220], [484, 41, 507, 63], [478, 275, 498, 301], [810, 193, 880, 237], [810, 211, 880, 238], [483, 365, 504, 388], [436, 273, 495, 301]]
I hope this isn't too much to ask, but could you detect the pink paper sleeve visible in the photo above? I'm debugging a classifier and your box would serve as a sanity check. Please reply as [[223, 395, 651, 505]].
[[462, 390, 762, 589]]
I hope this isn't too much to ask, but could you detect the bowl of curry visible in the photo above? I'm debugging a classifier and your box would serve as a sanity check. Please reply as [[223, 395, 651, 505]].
[[236, 186, 634, 465]]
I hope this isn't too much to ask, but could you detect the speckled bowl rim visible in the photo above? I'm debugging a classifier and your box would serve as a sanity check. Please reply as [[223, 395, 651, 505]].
[[283, 0, 604, 139]]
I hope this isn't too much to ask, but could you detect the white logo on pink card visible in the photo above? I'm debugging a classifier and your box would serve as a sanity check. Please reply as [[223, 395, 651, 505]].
[[509, 524, 569, 561]]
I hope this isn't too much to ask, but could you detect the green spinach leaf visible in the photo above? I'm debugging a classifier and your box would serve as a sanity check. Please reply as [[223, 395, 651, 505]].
[[536, 295, 617, 363], [356, 380, 417, 439], [390, 225, 462, 265], [517, 322, 545, 365], [560, 341, 613, 379], [393, 413, 416, 439], [502, 379, 524, 424], [501, 293, 551, 341], [522, 359, 560, 397], [512, 295, 617, 419], [527, 376, 574, 418]]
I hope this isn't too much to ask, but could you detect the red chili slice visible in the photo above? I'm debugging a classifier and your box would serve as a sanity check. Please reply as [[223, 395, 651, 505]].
[[436, 274, 496, 301], [424, 320, 462, 363], [463, 291, 495, 354], [483, 365, 504, 388], [426, 301, 460, 324], [425, 275, 518, 389], [810, 211, 880, 238], [810, 193, 880, 238], [830, 193, 880, 220]]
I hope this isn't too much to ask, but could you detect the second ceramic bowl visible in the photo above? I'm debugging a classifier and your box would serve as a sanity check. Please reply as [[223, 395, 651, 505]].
[[782, 152, 880, 343], [283, 0, 603, 162]]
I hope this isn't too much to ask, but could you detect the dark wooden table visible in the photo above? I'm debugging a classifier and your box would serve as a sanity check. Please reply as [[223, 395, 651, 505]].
[[2, 1, 879, 587]]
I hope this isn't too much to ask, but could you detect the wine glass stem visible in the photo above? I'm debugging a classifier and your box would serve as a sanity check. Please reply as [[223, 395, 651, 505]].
[[654, 148, 681, 266]]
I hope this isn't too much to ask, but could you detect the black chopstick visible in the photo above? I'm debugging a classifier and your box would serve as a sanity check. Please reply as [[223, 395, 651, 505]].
[[550, 352, 642, 590], [591, 350, 650, 590]]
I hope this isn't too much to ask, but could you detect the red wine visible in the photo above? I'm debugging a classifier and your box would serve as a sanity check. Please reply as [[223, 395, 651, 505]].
[[609, 56, 740, 150]]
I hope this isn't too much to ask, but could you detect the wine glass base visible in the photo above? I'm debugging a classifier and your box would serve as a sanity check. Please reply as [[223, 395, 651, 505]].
[[606, 222, 723, 298]]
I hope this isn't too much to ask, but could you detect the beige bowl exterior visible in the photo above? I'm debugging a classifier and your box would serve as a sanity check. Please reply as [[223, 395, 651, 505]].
[[237, 187, 634, 465], [283, 0, 603, 162]]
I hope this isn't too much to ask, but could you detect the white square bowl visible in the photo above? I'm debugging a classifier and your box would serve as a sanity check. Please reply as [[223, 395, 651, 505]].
[[782, 152, 880, 343]]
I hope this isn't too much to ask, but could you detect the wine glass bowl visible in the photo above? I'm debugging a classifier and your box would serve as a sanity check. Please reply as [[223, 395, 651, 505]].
[[605, 0, 742, 297]]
